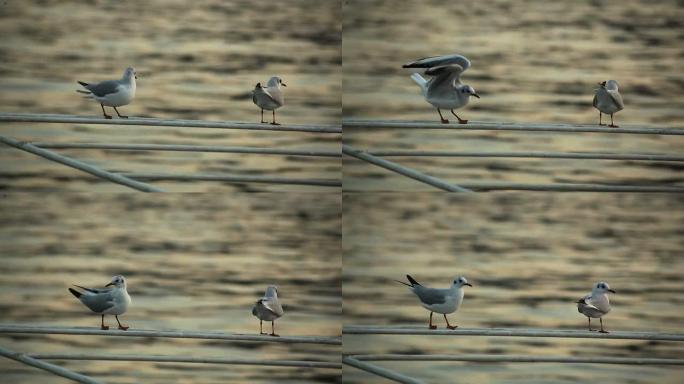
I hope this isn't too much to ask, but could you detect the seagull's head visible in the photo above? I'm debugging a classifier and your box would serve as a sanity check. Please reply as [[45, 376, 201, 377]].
[[593, 281, 615, 294], [105, 275, 127, 288], [267, 76, 286, 88], [605, 80, 619, 90], [461, 85, 480, 99], [453, 276, 473, 288], [265, 285, 279, 298], [124, 67, 137, 80]]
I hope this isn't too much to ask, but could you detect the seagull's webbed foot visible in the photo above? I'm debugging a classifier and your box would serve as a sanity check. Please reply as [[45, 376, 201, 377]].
[[451, 110, 468, 124], [440, 118, 449, 124], [101, 325, 109, 330], [609, 124, 619, 128], [429, 325, 437, 330], [115, 316, 128, 330], [599, 329, 609, 333], [446, 325, 458, 330], [270, 333, 280, 337], [104, 115, 112, 119], [599, 123, 607, 126], [270, 122, 281, 126], [260, 332, 268, 335]]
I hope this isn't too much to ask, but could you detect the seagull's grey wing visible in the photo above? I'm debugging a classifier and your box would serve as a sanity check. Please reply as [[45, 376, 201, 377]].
[[252, 90, 258, 105], [80, 290, 116, 313], [592, 93, 598, 108], [413, 286, 447, 305], [82, 80, 121, 97], [608, 90, 624, 110], [426, 64, 466, 90], [263, 88, 284, 106], [403, 54, 471, 72], [73, 285, 108, 294], [260, 297, 284, 316]]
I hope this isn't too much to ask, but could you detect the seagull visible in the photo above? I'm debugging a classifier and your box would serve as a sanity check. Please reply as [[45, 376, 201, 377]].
[[403, 54, 480, 124], [77, 67, 137, 119], [396, 274, 472, 329], [252, 76, 286, 125], [577, 281, 616, 333], [252, 285, 284, 336], [593, 80, 624, 127], [68, 275, 131, 330]]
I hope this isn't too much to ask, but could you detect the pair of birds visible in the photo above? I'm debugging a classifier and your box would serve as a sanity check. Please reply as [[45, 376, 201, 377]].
[[69, 276, 284, 336], [403, 53, 624, 127], [76, 67, 287, 125], [397, 275, 616, 333]]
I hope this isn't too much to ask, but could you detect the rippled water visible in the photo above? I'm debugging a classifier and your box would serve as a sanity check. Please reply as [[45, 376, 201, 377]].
[[342, 193, 684, 383], [342, 0, 684, 190], [0, 0, 341, 192], [0, 193, 342, 383]]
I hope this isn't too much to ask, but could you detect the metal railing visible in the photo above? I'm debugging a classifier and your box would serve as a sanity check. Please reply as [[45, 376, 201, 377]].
[[0, 324, 341, 383], [342, 325, 684, 383], [0, 113, 341, 191], [343, 119, 684, 192]]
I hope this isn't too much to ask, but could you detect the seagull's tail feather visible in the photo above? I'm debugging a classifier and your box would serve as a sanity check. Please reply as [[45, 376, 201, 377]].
[[68, 287, 82, 299], [406, 274, 420, 286], [393, 279, 412, 287], [410, 73, 428, 95]]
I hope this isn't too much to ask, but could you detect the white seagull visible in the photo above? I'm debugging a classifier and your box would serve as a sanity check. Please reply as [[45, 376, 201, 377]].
[[403, 54, 480, 124], [396, 274, 472, 329], [77, 67, 137, 119], [252, 285, 284, 336], [593, 80, 624, 127], [577, 281, 616, 333], [252, 76, 286, 125], [68, 275, 132, 330]]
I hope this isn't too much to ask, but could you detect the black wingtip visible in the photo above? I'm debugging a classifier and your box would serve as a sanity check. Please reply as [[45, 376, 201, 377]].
[[77, 81, 89, 87], [68, 287, 81, 298], [406, 274, 420, 286]]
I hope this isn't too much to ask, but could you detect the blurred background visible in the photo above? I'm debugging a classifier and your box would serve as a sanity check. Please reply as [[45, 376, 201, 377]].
[[342, 193, 684, 383], [0, 0, 341, 192], [0, 193, 342, 383], [342, 0, 684, 190]]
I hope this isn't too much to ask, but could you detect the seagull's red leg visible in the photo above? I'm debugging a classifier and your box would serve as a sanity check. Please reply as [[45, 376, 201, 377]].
[[113, 107, 128, 119], [437, 109, 449, 124], [270, 321, 279, 337], [260, 109, 266, 123], [100, 104, 112, 119], [115, 315, 129, 330], [429, 312, 437, 329], [587, 317, 594, 331], [270, 110, 280, 125], [443, 314, 458, 330], [599, 112, 605, 126], [101, 314, 109, 330], [451, 110, 468, 124], [609, 114, 618, 128], [599, 318, 608, 333]]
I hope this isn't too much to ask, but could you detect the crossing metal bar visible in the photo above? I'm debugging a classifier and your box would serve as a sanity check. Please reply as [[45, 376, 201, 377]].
[[343, 356, 423, 384], [343, 145, 472, 192], [0, 345, 102, 384], [0, 135, 163, 192], [367, 150, 684, 162]]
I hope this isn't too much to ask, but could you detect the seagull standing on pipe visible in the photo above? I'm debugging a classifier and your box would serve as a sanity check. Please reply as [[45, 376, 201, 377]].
[[593, 80, 624, 127], [577, 281, 615, 333], [252, 285, 284, 336], [68, 275, 131, 330], [403, 54, 480, 124], [77, 67, 137, 119], [252, 76, 286, 125], [396, 275, 472, 329]]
